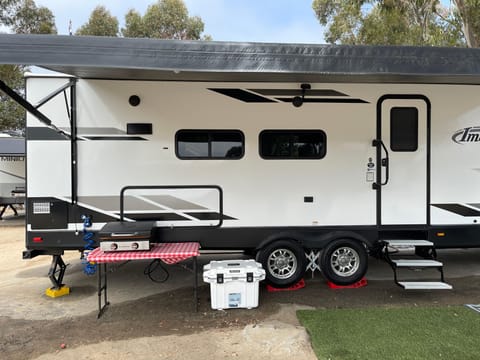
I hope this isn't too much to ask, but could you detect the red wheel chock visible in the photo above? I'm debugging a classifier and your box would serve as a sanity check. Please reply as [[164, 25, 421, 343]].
[[266, 278, 306, 292], [327, 277, 368, 289]]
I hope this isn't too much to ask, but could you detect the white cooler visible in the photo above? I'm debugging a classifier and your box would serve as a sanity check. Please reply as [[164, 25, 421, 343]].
[[203, 259, 265, 310]]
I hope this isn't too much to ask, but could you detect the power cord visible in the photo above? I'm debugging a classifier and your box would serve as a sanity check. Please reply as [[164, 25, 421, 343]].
[[144, 259, 169, 283]]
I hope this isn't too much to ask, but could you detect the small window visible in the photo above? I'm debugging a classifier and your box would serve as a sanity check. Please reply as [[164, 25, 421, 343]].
[[390, 107, 418, 152], [127, 123, 153, 135], [260, 130, 326, 159], [176, 130, 244, 159]]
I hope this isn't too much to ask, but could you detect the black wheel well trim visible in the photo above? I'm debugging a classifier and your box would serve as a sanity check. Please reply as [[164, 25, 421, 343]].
[[318, 231, 370, 250], [254, 230, 372, 253], [255, 234, 304, 253]]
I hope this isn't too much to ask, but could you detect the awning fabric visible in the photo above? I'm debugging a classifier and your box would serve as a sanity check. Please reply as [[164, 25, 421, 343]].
[[0, 34, 480, 84]]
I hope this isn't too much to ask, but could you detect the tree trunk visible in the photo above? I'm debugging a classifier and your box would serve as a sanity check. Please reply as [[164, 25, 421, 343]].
[[454, 0, 480, 48]]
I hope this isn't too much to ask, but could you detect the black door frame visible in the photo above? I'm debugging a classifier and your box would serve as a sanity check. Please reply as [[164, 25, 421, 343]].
[[375, 94, 432, 227]]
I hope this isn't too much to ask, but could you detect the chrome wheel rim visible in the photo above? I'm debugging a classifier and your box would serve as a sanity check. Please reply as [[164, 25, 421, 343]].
[[267, 248, 297, 280], [330, 246, 360, 277]]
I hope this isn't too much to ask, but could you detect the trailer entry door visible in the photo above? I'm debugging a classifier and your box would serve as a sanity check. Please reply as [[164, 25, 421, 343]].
[[376, 97, 429, 225]]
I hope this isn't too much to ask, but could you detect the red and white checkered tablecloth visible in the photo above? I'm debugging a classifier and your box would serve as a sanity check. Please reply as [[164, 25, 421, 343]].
[[87, 242, 200, 265]]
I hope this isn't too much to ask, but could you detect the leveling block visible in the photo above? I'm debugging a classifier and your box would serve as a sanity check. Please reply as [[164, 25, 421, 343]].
[[45, 286, 70, 298], [266, 278, 306, 292], [327, 277, 368, 289]]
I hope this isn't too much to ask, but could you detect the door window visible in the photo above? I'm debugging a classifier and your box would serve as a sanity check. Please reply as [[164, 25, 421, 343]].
[[390, 107, 418, 152]]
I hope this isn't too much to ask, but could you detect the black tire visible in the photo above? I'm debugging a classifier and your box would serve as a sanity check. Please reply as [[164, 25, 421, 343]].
[[415, 246, 435, 259], [320, 238, 368, 285], [257, 240, 306, 288]]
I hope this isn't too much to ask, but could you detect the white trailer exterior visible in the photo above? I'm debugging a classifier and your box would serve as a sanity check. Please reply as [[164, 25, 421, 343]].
[[2, 34, 480, 287]]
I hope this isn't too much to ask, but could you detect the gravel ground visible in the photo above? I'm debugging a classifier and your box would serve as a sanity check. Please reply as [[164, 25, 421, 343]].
[[2, 213, 480, 360], [0, 223, 316, 360]]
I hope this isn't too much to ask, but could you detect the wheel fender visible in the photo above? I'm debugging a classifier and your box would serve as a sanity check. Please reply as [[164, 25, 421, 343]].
[[254, 230, 370, 256], [255, 233, 305, 254], [313, 231, 369, 251]]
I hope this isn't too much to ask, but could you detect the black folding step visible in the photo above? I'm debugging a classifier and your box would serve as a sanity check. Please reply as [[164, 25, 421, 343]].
[[383, 239, 452, 290]]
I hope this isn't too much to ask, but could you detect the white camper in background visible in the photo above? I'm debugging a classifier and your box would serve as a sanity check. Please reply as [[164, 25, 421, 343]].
[[0, 134, 25, 219], [1, 35, 480, 289]]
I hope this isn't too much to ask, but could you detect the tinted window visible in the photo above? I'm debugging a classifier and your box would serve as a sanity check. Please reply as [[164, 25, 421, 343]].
[[390, 107, 418, 152], [211, 132, 243, 158], [260, 130, 326, 159], [176, 130, 244, 159]]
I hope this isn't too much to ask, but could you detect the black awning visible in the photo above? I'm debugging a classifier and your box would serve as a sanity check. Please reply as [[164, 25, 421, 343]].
[[0, 34, 480, 84]]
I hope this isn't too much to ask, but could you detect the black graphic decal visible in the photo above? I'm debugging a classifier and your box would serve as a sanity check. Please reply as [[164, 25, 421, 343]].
[[433, 203, 480, 217], [209, 89, 276, 103]]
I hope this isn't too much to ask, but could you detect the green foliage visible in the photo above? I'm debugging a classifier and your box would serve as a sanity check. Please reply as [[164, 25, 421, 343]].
[[312, 1, 366, 44], [0, 0, 56, 132], [298, 306, 480, 360], [1, 0, 56, 34], [76, 5, 119, 37], [0, 0, 17, 25], [0, 65, 25, 131], [312, 0, 467, 46], [122, 0, 206, 40], [123, 9, 145, 38]]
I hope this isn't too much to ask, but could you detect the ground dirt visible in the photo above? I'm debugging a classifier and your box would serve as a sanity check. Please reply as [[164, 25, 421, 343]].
[[1, 217, 480, 359]]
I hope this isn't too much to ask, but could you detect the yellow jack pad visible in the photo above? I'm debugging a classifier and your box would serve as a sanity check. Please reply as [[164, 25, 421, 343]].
[[45, 286, 70, 298]]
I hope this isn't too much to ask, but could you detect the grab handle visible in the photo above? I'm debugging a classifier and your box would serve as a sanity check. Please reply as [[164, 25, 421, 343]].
[[372, 139, 390, 189]]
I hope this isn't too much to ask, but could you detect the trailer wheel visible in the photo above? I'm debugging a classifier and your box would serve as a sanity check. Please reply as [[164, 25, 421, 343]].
[[257, 240, 306, 288], [320, 238, 368, 286]]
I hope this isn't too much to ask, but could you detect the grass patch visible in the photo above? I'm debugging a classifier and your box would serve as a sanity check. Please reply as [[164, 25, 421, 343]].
[[297, 306, 480, 360]]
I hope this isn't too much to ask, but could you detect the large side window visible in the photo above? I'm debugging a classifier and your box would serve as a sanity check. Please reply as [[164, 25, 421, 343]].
[[176, 130, 244, 159], [390, 107, 418, 152], [259, 130, 326, 159]]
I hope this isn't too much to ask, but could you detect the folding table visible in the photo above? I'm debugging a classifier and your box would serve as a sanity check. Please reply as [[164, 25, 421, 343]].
[[87, 242, 200, 318]]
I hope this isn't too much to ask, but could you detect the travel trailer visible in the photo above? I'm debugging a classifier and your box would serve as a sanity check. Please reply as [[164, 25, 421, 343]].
[[1, 34, 480, 289], [0, 134, 25, 219]]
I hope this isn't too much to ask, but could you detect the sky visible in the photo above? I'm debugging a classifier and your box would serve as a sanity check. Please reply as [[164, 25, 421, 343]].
[[34, 0, 325, 44]]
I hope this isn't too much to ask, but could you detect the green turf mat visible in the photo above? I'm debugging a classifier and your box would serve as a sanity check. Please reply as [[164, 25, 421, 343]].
[[298, 306, 480, 360]]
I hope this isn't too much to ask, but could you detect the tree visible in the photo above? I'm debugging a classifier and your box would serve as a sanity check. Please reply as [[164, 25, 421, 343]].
[[76, 6, 119, 37], [1, 0, 56, 33], [0, 0, 17, 25], [122, 0, 206, 40], [0, 65, 24, 131], [311, 0, 469, 47], [122, 9, 145, 38], [10, 0, 56, 34], [0, 0, 57, 132], [453, 0, 480, 47]]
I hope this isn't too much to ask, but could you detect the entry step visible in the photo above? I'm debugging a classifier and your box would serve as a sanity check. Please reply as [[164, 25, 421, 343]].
[[385, 240, 433, 247], [392, 259, 443, 267], [398, 281, 452, 290]]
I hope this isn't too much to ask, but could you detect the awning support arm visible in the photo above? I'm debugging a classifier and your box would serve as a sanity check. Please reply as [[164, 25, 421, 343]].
[[0, 77, 79, 203], [34, 81, 73, 109], [0, 79, 70, 137]]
